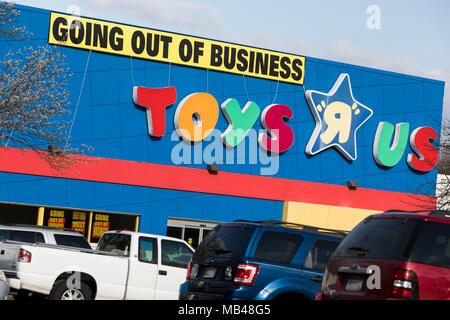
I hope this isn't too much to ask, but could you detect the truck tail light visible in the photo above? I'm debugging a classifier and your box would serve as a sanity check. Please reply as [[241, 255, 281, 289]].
[[392, 269, 419, 299], [18, 249, 31, 263], [0, 270, 7, 282], [186, 261, 192, 280], [186, 261, 198, 280], [233, 263, 259, 286]]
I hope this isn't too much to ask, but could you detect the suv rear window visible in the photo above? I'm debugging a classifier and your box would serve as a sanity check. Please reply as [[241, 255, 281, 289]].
[[334, 218, 418, 260], [410, 221, 450, 268], [253, 231, 303, 264], [305, 239, 340, 271], [195, 224, 254, 260], [0, 230, 45, 244], [54, 234, 92, 249]]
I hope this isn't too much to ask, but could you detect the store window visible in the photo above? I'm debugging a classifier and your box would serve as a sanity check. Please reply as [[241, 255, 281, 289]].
[[90, 212, 138, 243], [0, 203, 38, 225], [0, 202, 139, 244], [166, 218, 220, 249], [166, 226, 182, 239], [43, 207, 138, 244], [184, 228, 200, 248], [43, 208, 90, 236]]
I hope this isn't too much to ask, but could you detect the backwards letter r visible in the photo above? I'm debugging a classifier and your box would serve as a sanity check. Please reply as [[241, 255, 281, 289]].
[[133, 86, 177, 137]]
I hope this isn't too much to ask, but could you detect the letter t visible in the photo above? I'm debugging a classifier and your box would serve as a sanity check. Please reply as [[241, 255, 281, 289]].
[[133, 86, 177, 137]]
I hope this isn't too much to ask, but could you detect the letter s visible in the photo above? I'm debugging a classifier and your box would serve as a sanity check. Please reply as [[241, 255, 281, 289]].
[[407, 126, 439, 172], [258, 104, 294, 154]]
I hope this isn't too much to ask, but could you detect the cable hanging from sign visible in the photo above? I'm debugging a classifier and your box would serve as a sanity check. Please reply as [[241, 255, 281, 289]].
[[242, 75, 249, 102], [272, 80, 280, 104], [64, 49, 91, 152], [301, 83, 308, 96], [168, 62, 171, 86], [130, 56, 136, 87]]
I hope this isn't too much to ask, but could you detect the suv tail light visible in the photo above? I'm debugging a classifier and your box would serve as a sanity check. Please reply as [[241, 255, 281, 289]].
[[315, 292, 324, 300], [233, 263, 259, 286], [392, 269, 419, 299], [18, 249, 31, 263]]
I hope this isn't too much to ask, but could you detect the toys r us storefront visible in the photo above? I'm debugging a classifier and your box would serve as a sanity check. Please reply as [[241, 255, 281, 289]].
[[0, 4, 445, 246]]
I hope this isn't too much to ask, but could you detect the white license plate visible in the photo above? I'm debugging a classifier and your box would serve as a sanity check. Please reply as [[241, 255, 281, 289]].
[[345, 278, 363, 291], [203, 267, 216, 278]]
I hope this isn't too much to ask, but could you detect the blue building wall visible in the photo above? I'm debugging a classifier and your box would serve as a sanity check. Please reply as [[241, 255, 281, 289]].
[[0, 171, 283, 235], [0, 5, 445, 235]]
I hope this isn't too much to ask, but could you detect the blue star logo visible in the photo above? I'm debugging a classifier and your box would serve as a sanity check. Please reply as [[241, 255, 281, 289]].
[[305, 73, 373, 161]]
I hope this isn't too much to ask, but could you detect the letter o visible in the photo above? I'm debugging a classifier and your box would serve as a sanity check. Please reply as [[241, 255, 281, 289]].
[[69, 20, 84, 44], [174, 92, 219, 142], [131, 31, 145, 54], [179, 39, 193, 62]]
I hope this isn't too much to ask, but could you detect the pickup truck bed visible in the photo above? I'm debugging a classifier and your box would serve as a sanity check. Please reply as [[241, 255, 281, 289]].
[[0, 241, 20, 278], [1, 240, 126, 299], [1, 230, 194, 300]]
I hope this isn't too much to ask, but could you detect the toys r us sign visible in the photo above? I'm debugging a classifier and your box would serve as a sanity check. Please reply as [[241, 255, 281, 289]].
[[132, 73, 438, 173]]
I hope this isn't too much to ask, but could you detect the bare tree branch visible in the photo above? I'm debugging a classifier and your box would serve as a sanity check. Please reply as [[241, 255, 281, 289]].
[[0, 1, 29, 40], [0, 2, 92, 171]]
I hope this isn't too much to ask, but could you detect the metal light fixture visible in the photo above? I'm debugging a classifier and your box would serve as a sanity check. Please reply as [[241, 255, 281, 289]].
[[206, 164, 220, 174], [346, 180, 359, 190], [47, 145, 62, 155]]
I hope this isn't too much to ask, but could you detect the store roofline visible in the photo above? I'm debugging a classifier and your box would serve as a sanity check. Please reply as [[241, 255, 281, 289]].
[[10, 2, 446, 86]]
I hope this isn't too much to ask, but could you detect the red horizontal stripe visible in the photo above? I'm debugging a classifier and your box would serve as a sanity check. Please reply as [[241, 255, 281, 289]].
[[0, 147, 435, 211]]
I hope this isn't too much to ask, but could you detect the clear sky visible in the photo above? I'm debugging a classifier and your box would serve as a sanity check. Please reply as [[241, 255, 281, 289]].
[[14, 0, 450, 119]]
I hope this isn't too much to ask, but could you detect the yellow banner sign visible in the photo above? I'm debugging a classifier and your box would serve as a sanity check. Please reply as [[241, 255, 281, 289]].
[[48, 12, 305, 85]]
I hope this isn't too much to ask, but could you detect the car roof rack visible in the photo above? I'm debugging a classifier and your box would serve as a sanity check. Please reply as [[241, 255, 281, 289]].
[[233, 219, 347, 237], [428, 210, 450, 218], [0, 223, 82, 233], [382, 209, 450, 218]]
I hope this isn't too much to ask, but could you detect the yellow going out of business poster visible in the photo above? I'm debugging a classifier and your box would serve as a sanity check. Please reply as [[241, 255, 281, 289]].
[[48, 12, 305, 85]]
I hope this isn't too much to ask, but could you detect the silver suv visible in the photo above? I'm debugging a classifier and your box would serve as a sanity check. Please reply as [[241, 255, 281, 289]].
[[0, 224, 92, 249], [0, 270, 9, 300]]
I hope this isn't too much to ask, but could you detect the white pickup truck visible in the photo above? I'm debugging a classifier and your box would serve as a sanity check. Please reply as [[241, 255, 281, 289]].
[[0, 230, 194, 300]]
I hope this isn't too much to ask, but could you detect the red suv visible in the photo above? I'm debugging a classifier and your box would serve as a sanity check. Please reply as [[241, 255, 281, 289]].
[[318, 210, 450, 300]]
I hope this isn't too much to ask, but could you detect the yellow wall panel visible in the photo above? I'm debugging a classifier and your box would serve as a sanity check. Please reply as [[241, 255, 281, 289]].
[[283, 201, 380, 232]]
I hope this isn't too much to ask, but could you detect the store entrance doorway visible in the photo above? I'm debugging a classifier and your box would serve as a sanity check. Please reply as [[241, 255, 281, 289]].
[[166, 218, 221, 249]]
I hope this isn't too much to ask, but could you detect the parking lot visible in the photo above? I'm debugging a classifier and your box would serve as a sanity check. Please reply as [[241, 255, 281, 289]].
[[1, 210, 449, 301]]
